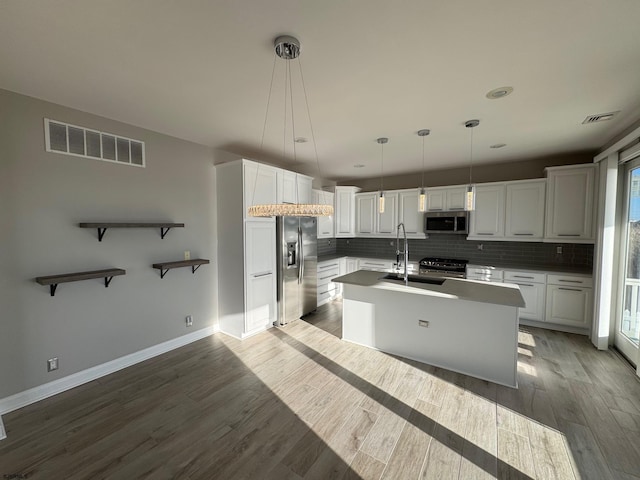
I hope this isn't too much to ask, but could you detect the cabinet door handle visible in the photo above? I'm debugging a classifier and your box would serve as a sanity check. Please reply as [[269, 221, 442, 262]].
[[253, 272, 272, 278], [559, 287, 582, 292]]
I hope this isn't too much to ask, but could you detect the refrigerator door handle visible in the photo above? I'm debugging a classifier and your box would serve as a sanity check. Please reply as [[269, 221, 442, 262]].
[[298, 226, 304, 284]]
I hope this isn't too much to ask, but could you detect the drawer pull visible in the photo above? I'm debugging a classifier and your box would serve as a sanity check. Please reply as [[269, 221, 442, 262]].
[[252, 272, 272, 278], [476, 233, 494, 236], [513, 233, 534, 236], [514, 283, 534, 287], [559, 279, 583, 284], [557, 234, 580, 237], [319, 274, 335, 281], [513, 275, 534, 279], [559, 287, 582, 292], [319, 263, 339, 269]]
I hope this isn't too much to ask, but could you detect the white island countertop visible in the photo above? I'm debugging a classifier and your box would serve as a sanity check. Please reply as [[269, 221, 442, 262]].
[[332, 270, 525, 308]]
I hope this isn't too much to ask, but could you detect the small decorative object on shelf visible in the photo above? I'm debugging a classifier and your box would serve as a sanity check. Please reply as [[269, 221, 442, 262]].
[[152, 259, 210, 279], [35, 268, 126, 296], [78, 222, 185, 241]]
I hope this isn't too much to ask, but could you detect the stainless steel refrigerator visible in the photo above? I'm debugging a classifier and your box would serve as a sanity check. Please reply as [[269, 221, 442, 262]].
[[276, 216, 317, 326]]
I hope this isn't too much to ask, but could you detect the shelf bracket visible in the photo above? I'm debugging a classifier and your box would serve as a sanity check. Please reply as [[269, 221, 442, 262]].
[[97, 227, 108, 242], [191, 264, 202, 274], [160, 227, 171, 239], [49, 284, 58, 297], [159, 268, 169, 279], [104, 276, 114, 288]]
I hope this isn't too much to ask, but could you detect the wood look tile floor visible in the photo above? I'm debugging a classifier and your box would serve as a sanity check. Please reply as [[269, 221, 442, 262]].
[[2, 299, 640, 479]]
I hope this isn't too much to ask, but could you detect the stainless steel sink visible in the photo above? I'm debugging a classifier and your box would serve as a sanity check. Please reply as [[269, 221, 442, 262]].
[[380, 273, 446, 285]]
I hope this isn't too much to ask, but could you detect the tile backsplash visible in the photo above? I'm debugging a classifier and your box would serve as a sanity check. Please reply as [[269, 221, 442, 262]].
[[335, 235, 593, 270], [318, 238, 337, 256]]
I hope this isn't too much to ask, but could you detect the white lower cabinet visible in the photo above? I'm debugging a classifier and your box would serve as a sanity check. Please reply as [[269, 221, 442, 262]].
[[466, 265, 504, 283], [504, 271, 546, 322], [245, 272, 276, 332], [545, 274, 593, 328], [317, 259, 341, 306], [346, 257, 358, 273]]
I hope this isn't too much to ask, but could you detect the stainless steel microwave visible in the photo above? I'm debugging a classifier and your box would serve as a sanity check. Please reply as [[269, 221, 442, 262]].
[[424, 211, 469, 234]]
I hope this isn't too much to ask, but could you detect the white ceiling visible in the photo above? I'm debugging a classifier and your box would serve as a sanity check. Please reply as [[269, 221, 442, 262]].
[[2, 1, 639, 181]]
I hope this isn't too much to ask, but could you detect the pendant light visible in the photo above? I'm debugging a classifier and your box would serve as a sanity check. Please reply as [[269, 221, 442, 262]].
[[377, 137, 388, 213], [464, 119, 480, 211], [417, 129, 430, 212], [248, 35, 333, 218]]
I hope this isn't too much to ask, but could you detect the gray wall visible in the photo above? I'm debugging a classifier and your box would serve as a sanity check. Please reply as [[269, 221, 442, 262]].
[[0, 89, 217, 399], [340, 153, 594, 191]]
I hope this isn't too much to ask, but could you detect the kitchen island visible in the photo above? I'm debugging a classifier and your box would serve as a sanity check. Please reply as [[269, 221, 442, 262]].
[[332, 270, 525, 387]]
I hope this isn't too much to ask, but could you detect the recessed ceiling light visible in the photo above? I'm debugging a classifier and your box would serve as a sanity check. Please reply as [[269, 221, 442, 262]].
[[490, 143, 507, 149], [294, 137, 308, 143], [486, 86, 514, 99], [353, 164, 365, 168]]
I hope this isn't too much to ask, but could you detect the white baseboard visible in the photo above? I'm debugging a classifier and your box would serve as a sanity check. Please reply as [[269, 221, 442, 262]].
[[0, 325, 218, 421]]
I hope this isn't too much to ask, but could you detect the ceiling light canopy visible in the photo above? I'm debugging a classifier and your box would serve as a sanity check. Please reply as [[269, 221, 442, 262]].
[[247, 35, 333, 218], [486, 86, 514, 99]]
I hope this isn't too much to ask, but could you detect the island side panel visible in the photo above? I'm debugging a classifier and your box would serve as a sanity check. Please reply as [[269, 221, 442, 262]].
[[342, 284, 519, 388]]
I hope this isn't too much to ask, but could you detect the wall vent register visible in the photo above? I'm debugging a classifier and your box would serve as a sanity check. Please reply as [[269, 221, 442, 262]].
[[44, 118, 145, 167]]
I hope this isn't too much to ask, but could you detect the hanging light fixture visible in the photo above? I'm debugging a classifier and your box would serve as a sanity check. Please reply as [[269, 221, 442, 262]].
[[248, 35, 333, 218], [417, 129, 430, 212], [377, 137, 388, 213], [464, 119, 480, 211]]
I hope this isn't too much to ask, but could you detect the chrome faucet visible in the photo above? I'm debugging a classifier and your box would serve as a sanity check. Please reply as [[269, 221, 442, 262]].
[[396, 223, 409, 284]]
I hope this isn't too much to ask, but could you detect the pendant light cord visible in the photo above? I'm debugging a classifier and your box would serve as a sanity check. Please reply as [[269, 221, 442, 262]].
[[469, 125, 474, 185], [380, 143, 384, 192], [252, 53, 278, 207], [299, 58, 328, 205], [421, 136, 425, 189]]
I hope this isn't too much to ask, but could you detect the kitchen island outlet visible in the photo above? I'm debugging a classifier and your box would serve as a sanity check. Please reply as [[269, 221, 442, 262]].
[[332, 270, 525, 388]]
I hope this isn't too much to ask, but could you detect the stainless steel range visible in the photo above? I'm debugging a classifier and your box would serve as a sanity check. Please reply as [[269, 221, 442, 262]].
[[419, 257, 468, 278]]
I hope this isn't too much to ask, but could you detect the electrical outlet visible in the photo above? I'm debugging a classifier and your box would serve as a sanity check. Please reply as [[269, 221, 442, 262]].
[[47, 357, 58, 372], [418, 320, 430, 328], [186, 315, 193, 327], [556, 246, 563, 254], [477, 244, 483, 250], [184, 250, 191, 260]]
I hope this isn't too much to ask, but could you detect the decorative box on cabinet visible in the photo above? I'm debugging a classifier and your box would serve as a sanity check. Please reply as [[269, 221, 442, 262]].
[[544, 164, 597, 243]]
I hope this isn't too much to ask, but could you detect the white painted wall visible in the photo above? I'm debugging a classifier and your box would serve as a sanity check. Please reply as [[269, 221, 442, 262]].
[[0, 89, 218, 400]]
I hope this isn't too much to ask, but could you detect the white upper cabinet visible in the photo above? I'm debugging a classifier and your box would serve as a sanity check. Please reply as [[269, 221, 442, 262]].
[[356, 192, 377, 234], [505, 180, 546, 241], [398, 189, 426, 237], [468, 183, 506, 238], [544, 164, 597, 243], [334, 186, 360, 237], [278, 171, 313, 204], [426, 186, 467, 211], [243, 161, 278, 220], [377, 191, 398, 234], [313, 189, 334, 238]]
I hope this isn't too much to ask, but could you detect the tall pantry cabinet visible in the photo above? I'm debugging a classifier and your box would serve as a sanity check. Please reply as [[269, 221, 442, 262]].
[[216, 159, 277, 339]]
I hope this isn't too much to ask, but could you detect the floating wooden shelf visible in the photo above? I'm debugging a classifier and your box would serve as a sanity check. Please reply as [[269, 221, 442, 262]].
[[152, 259, 210, 279], [79, 222, 185, 241], [36, 268, 126, 296]]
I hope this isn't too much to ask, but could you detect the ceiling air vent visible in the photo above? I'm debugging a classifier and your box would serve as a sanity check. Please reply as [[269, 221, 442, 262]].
[[44, 119, 145, 167], [582, 111, 620, 124]]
